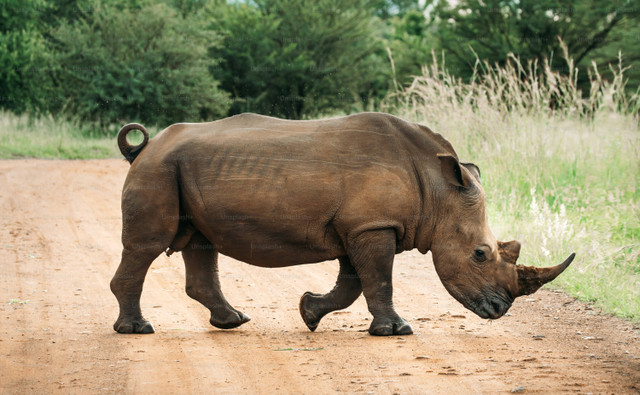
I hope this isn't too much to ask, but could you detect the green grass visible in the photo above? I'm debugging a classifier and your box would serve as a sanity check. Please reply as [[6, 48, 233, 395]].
[[0, 113, 151, 159], [385, 50, 640, 321]]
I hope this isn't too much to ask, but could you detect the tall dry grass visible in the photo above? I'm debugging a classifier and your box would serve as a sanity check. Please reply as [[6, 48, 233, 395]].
[[384, 45, 640, 320]]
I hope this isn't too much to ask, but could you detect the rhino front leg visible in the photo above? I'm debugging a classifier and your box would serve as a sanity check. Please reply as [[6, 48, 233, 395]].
[[182, 231, 251, 329], [299, 256, 362, 332], [349, 229, 413, 336]]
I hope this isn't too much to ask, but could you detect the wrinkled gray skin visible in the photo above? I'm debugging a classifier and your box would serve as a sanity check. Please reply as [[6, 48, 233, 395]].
[[111, 112, 574, 336]]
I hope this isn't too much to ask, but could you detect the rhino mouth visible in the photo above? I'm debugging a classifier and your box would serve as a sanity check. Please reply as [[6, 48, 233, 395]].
[[444, 284, 514, 320], [469, 292, 513, 320]]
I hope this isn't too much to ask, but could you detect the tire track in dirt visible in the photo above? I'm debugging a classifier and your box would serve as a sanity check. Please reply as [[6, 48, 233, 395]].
[[0, 159, 639, 394]]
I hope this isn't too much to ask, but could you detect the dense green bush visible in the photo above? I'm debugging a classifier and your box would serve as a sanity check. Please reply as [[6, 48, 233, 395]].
[[209, 0, 385, 119], [50, 0, 230, 129], [384, 10, 434, 87], [1, 0, 638, 124], [0, 0, 53, 114]]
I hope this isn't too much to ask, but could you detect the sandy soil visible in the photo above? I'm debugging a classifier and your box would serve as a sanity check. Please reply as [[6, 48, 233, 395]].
[[0, 159, 638, 394]]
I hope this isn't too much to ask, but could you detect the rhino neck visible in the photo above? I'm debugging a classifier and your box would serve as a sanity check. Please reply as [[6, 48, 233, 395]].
[[408, 160, 438, 255], [394, 120, 459, 255]]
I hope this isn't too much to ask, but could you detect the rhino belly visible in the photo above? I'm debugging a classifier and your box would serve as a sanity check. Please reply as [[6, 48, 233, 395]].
[[192, 214, 346, 267], [178, 166, 346, 267]]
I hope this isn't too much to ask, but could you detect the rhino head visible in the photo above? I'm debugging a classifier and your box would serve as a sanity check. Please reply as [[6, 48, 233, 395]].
[[429, 154, 575, 319]]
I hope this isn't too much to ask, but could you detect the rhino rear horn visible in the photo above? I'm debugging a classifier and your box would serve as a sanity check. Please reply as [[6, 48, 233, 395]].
[[516, 253, 575, 296]]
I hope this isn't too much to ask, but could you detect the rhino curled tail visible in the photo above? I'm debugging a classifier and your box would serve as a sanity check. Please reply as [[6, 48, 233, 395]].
[[117, 123, 149, 164]]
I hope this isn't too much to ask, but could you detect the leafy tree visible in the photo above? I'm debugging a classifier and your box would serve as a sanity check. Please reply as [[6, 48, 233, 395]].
[[209, 0, 383, 119], [385, 10, 435, 87], [0, 0, 53, 114], [428, 0, 640, 86], [161, 0, 223, 17], [584, 7, 640, 91], [41, 0, 87, 28], [50, 0, 230, 129], [370, 0, 423, 19]]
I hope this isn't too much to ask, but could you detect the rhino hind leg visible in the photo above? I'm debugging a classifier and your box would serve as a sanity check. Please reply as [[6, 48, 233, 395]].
[[111, 247, 163, 334], [349, 229, 413, 336], [299, 256, 362, 332], [111, 174, 182, 334], [182, 231, 251, 329]]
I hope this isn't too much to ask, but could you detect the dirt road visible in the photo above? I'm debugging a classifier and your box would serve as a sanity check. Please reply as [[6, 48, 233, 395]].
[[0, 159, 638, 394]]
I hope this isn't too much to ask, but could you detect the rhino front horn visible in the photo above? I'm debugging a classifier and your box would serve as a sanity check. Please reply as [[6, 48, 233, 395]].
[[516, 253, 576, 297]]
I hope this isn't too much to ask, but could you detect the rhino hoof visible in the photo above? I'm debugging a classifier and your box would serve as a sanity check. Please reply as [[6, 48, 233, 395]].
[[299, 292, 323, 332], [113, 318, 155, 334], [210, 311, 251, 330], [368, 318, 413, 336]]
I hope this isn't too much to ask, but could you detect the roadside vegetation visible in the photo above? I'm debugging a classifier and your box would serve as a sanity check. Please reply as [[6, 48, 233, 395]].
[[0, 113, 152, 159], [2, 0, 639, 126]]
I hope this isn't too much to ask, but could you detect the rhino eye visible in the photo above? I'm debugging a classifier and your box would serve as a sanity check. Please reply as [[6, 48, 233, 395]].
[[473, 249, 487, 262]]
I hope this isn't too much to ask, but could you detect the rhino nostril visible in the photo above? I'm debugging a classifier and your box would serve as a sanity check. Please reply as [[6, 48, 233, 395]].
[[486, 300, 508, 319]]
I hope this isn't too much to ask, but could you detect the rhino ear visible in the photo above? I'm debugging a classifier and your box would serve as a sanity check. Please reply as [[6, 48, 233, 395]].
[[437, 153, 473, 188], [498, 240, 521, 264], [462, 162, 481, 183]]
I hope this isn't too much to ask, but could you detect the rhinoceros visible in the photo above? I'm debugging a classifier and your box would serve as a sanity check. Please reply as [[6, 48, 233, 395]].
[[111, 112, 574, 336]]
